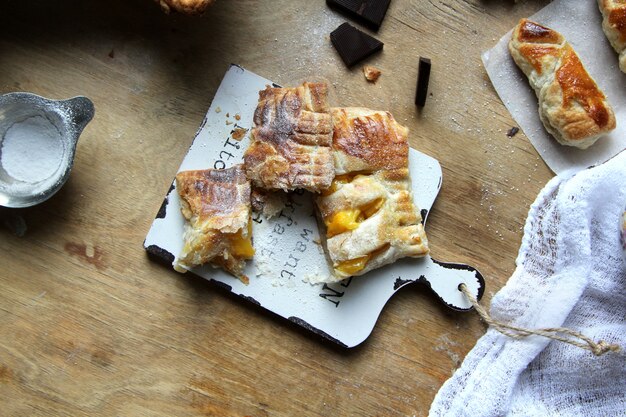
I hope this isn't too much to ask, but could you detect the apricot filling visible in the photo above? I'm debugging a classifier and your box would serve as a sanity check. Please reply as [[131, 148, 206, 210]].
[[326, 209, 361, 237], [335, 256, 370, 275], [325, 197, 385, 238], [334, 243, 391, 275], [229, 222, 255, 258]]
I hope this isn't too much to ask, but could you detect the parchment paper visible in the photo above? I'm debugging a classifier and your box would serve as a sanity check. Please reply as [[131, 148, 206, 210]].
[[482, 0, 626, 175]]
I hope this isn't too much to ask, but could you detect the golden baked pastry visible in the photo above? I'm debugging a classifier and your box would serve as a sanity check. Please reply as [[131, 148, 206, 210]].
[[315, 108, 429, 280], [243, 82, 334, 193], [598, 0, 626, 73], [156, 0, 214, 14], [174, 165, 254, 284], [508, 18, 616, 149]]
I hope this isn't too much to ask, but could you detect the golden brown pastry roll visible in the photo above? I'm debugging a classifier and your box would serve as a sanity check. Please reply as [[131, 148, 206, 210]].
[[174, 164, 254, 284], [315, 108, 429, 280], [509, 18, 616, 149], [598, 0, 626, 73], [243, 82, 334, 193], [156, 0, 214, 14]]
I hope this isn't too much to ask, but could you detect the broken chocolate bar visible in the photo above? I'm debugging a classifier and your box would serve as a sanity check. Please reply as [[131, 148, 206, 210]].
[[330, 22, 384, 67], [326, 0, 391, 31], [415, 57, 431, 107]]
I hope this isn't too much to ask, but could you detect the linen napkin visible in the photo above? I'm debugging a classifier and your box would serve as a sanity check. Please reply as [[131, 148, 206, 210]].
[[429, 150, 626, 417]]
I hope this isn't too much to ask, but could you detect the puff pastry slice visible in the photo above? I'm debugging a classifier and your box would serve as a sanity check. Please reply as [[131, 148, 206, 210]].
[[315, 108, 429, 280], [598, 0, 626, 73], [509, 18, 616, 149], [244, 82, 334, 192], [174, 164, 254, 284]]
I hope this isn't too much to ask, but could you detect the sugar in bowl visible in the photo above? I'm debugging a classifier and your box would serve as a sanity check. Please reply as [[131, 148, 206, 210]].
[[0, 93, 94, 208]]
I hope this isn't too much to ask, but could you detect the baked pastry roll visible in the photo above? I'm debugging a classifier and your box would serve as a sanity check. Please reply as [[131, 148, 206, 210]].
[[174, 165, 254, 284], [315, 108, 429, 280], [156, 0, 214, 14], [598, 0, 626, 73], [509, 18, 616, 149], [243, 82, 334, 192]]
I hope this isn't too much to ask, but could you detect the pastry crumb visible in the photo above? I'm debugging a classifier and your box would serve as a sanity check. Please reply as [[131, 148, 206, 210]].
[[363, 65, 382, 83], [302, 270, 335, 285], [232, 127, 248, 141], [215, 106, 221, 113]]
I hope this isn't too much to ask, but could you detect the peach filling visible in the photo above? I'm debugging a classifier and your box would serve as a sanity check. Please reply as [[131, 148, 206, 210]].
[[229, 223, 255, 258], [325, 198, 385, 238]]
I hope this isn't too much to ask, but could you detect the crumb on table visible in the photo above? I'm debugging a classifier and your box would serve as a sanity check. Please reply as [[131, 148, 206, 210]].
[[363, 65, 382, 83]]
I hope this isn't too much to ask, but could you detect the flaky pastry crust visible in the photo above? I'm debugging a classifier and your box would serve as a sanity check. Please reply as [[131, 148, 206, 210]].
[[315, 108, 429, 280], [174, 165, 253, 283], [156, 0, 214, 14], [243, 82, 334, 192], [508, 18, 616, 149], [598, 0, 626, 73]]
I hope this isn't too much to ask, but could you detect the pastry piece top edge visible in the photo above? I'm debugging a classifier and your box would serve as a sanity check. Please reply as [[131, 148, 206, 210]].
[[331, 107, 410, 175]]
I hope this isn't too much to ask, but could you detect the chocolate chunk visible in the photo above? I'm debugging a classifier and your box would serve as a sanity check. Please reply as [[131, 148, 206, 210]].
[[415, 57, 431, 107], [326, 0, 391, 31], [507, 126, 520, 138], [330, 23, 384, 67]]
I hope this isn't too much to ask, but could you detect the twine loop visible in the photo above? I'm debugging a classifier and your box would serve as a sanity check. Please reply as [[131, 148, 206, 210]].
[[459, 283, 621, 357]]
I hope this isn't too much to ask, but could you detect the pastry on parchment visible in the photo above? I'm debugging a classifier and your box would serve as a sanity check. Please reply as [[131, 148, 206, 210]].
[[156, 0, 214, 14], [174, 164, 254, 284], [315, 107, 429, 280], [243, 82, 334, 193], [508, 18, 616, 149], [598, 0, 626, 73]]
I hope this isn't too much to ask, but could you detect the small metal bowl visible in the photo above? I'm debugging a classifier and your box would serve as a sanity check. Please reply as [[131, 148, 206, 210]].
[[0, 93, 94, 208]]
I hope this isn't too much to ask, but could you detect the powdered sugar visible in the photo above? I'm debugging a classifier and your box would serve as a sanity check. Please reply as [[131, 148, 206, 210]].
[[1, 115, 64, 183]]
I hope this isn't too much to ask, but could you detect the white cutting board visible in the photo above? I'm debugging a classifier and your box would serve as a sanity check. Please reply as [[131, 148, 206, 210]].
[[144, 64, 485, 348]]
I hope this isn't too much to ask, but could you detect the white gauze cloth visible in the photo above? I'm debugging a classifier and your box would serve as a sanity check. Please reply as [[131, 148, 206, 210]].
[[430, 150, 626, 417]]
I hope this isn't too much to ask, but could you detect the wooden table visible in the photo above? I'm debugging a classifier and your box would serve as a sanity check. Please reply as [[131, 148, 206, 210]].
[[0, 0, 552, 415]]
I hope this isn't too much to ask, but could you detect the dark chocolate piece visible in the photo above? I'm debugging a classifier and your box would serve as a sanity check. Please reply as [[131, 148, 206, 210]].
[[326, 0, 391, 31], [415, 57, 431, 107], [330, 22, 384, 67], [507, 126, 520, 138]]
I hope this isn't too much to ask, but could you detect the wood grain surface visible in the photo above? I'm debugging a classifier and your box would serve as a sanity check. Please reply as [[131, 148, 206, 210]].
[[0, 0, 552, 415]]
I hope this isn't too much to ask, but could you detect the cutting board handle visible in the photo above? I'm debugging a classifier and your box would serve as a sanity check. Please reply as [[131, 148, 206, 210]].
[[406, 255, 485, 311]]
